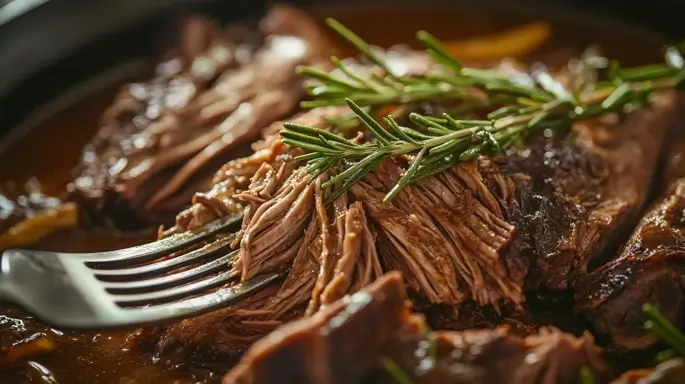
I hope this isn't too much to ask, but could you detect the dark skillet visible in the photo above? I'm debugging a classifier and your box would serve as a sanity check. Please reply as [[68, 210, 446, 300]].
[[0, 0, 683, 383], [0, 0, 684, 140]]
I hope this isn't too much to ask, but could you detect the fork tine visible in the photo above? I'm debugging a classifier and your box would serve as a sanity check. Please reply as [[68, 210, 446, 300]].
[[90, 235, 234, 279], [102, 249, 239, 292], [81, 214, 242, 267], [111, 271, 236, 306], [104, 273, 284, 327]]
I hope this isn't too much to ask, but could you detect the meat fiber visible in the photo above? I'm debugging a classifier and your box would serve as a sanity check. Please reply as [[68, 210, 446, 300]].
[[143, 53, 683, 363], [68, 5, 333, 229], [166, 47, 438, 235], [223, 272, 607, 384], [148, 156, 386, 360]]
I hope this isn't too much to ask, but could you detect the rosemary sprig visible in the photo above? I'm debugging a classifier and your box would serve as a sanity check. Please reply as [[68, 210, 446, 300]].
[[643, 303, 685, 357], [381, 358, 415, 384], [284, 63, 682, 202], [655, 348, 679, 363], [298, 19, 607, 116], [285, 20, 685, 202], [298, 19, 481, 110], [578, 365, 595, 384]]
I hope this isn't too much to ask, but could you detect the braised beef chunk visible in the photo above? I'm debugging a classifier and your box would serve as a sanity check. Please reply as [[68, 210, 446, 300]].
[[223, 272, 607, 384], [385, 326, 606, 384], [500, 93, 682, 292], [142, 54, 683, 363], [68, 5, 333, 229], [149, 131, 385, 359], [576, 136, 685, 352], [223, 272, 407, 384]]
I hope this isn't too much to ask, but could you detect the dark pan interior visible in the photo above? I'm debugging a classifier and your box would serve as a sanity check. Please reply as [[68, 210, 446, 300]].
[[0, 0, 683, 382], [0, 0, 684, 143]]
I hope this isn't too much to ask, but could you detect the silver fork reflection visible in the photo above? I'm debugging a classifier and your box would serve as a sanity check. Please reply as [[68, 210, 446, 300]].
[[0, 213, 283, 329]]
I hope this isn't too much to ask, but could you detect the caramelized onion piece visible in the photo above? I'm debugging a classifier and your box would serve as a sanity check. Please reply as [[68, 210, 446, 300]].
[[444, 22, 551, 61], [0, 203, 79, 250], [0, 333, 56, 366]]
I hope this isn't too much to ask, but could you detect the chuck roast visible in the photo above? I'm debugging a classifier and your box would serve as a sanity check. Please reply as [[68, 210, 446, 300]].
[[67, 5, 333, 229], [576, 130, 685, 352], [142, 50, 683, 362], [223, 272, 607, 384]]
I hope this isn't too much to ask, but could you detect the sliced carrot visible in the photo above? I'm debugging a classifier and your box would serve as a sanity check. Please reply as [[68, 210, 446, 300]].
[[443, 22, 552, 62], [0, 202, 79, 250]]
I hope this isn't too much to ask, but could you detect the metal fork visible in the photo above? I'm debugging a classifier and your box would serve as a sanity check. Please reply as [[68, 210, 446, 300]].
[[0, 213, 283, 329]]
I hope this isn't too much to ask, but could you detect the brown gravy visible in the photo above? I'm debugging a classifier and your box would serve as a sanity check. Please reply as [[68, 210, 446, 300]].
[[0, 4, 669, 383]]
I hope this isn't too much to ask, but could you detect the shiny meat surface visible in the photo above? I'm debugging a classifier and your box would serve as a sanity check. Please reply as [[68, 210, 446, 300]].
[[223, 273, 408, 384], [223, 272, 607, 384], [68, 5, 334, 229], [576, 133, 685, 352]]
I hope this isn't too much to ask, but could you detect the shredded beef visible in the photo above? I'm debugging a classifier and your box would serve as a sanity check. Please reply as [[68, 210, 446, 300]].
[[166, 106, 350, 236], [360, 160, 520, 308], [142, 49, 682, 367]]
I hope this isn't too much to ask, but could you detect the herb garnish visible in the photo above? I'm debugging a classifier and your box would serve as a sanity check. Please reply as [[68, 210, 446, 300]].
[[298, 20, 468, 109], [381, 358, 415, 384], [578, 365, 595, 384], [644, 303, 685, 358], [283, 20, 685, 202]]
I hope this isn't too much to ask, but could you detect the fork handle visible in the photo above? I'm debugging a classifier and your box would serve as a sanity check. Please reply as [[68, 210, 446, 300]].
[[0, 249, 75, 320], [0, 263, 18, 304], [0, 249, 61, 307]]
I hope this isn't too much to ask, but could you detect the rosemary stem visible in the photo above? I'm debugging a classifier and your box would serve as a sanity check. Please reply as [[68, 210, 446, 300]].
[[381, 358, 415, 384], [644, 304, 685, 356], [283, 19, 685, 203], [579, 365, 595, 384]]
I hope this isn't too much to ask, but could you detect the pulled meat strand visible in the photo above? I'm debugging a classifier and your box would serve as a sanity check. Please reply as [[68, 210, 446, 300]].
[[351, 179, 467, 305], [320, 201, 383, 304], [233, 169, 316, 281]]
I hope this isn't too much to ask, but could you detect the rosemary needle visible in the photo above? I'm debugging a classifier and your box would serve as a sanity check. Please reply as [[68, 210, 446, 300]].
[[298, 21, 483, 110], [381, 358, 415, 384], [578, 365, 595, 384], [643, 303, 685, 357], [282, 20, 685, 202], [655, 348, 679, 363]]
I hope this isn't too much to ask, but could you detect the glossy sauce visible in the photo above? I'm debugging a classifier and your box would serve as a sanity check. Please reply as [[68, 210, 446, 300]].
[[0, 5, 669, 383]]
